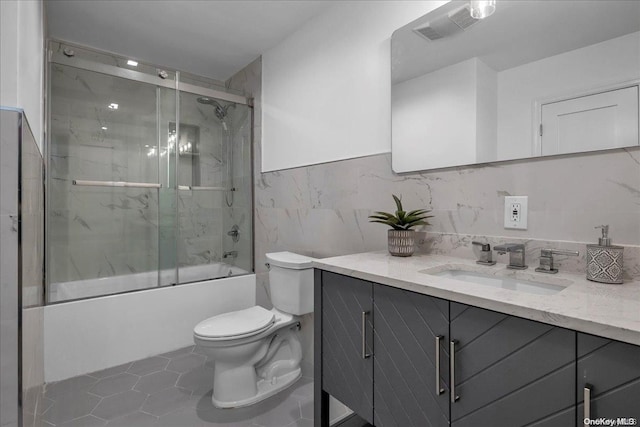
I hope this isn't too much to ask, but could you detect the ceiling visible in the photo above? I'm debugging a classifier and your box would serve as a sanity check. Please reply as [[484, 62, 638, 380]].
[[392, 0, 640, 84], [46, 0, 333, 81]]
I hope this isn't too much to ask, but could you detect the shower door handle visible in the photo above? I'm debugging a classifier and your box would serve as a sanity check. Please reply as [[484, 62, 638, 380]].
[[73, 180, 162, 189], [178, 186, 234, 191]]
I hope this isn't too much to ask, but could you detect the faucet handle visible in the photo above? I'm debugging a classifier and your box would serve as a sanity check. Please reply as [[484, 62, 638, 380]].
[[540, 248, 579, 257], [472, 241, 491, 251], [536, 248, 579, 274], [472, 241, 496, 266]]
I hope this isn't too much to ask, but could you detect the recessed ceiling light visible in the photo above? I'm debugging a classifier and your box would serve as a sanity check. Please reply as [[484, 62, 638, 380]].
[[127, 60, 138, 67], [101, 126, 108, 130], [108, 103, 118, 110]]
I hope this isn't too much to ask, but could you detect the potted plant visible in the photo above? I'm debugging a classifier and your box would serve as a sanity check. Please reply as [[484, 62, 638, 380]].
[[369, 195, 433, 257]]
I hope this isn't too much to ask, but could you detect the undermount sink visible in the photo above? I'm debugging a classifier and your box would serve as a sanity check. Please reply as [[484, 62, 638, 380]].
[[429, 269, 566, 295]]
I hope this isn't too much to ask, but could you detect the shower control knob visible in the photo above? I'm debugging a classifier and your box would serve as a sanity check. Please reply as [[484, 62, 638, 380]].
[[227, 225, 240, 242]]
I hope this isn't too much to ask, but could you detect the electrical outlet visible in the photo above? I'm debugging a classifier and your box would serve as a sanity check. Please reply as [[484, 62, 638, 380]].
[[504, 196, 528, 229], [511, 203, 521, 221]]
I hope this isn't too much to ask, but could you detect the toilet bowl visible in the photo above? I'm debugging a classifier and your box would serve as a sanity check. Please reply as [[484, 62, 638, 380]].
[[193, 252, 315, 408]]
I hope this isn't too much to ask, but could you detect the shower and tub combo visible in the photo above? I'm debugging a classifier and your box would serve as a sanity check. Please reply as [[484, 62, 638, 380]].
[[47, 40, 253, 303], [44, 41, 282, 390]]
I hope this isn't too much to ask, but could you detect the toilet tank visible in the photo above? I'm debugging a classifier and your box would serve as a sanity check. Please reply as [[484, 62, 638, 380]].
[[266, 252, 316, 315]]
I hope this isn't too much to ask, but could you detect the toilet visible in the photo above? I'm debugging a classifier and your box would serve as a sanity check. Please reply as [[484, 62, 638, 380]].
[[193, 251, 315, 408]]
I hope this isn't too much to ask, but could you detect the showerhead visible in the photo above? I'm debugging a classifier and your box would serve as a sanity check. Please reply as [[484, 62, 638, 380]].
[[196, 97, 235, 123], [196, 97, 221, 107]]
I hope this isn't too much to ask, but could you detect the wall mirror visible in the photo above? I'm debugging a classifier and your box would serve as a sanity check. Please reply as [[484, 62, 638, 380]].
[[391, 0, 640, 172]]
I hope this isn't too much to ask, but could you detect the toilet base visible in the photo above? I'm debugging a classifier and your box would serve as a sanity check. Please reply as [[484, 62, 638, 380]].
[[212, 368, 302, 409]]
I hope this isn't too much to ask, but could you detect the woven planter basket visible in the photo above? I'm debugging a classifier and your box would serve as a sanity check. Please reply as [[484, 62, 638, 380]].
[[388, 229, 415, 257]]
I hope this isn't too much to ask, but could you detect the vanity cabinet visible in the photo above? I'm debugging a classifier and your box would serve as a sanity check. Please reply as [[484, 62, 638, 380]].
[[576, 333, 640, 425], [449, 303, 576, 427], [321, 271, 374, 424], [373, 283, 449, 427], [316, 270, 639, 427]]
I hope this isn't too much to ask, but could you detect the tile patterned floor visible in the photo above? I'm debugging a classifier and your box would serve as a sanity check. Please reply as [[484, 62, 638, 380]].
[[34, 346, 314, 427]]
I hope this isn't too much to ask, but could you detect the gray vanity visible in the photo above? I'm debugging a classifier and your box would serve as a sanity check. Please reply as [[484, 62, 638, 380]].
[[313, 252, 640, 427]]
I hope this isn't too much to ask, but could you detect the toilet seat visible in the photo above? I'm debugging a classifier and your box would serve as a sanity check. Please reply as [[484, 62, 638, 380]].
[[194, 306, 275, 341]]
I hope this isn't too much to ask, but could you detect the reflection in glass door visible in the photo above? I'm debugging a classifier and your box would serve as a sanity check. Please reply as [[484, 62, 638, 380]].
[[47, 64, 174, 302], [47, 50, 253, 303]]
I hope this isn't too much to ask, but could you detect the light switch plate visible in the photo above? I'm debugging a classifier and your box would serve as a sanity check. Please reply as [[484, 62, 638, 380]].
[[504, 196, 528, 229]]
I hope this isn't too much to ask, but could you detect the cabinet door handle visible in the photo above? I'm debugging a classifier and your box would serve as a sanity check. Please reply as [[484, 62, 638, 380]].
[[361, 311, 371, 359], [435, 335, 444, 395], [584, 384, 592, 427], [450, 340, 459, 403]]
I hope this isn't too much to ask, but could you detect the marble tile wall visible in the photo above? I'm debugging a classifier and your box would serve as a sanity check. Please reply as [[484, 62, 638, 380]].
[[19, 114, 47, 427], [21, 118, 45, 307], [0, 109, 46, 427], [228, 56, 640, 380], [250, 148, 640, 279], [1, 109, 21, 427]]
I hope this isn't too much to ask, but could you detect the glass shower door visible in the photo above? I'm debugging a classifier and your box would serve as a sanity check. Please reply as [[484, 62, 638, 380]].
[[176, 92, 253, 283], [47, 64, 174, 302]]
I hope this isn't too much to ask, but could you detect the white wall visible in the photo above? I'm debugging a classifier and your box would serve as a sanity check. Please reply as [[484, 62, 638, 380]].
[[44, 275, 256, 382], [262, 1, 447, 172], [497, 31, 640, 160], [0, 0, 44, 150], [392, 57, 498, 171], [392, 58, 478, 171], [475, 58, 497, 163]]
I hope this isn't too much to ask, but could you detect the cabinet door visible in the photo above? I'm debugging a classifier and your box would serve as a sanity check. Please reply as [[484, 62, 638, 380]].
[[577, 333, 640, 426], [321, 271, 374, 424], [373, 284, 450, 427], [450, 303, 576, 427]]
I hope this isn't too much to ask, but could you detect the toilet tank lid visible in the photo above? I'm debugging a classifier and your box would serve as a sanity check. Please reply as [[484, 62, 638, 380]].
[[266, 252, 316, 269]]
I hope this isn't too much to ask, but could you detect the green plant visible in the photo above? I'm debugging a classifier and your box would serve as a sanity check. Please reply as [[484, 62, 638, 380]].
[[368, 194, 433, 230]]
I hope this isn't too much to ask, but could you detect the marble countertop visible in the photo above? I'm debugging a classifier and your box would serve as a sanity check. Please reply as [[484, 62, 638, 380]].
[[312, 251, 640, 346]]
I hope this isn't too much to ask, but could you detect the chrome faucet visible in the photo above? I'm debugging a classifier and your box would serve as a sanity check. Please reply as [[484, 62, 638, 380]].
[[227, 225, 240, 243], [472, 241, 496, 266], [535, 248, 579, 274], [493, 243, 527, 270]]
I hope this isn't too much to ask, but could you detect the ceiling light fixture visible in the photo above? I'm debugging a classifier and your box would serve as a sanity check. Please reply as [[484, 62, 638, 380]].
[[469, 0, 496, 19], [108, 103, 118, 110], [101, 126, 108, 130], [127, 59, 138, 67]]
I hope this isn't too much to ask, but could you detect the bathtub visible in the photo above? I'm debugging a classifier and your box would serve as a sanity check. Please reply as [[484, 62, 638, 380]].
[[49, 263, 248, 302], [44, 272, 256, 382]]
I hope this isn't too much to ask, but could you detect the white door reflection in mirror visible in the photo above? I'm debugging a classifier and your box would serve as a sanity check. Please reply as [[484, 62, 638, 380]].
[[540, 85, 639, 156]]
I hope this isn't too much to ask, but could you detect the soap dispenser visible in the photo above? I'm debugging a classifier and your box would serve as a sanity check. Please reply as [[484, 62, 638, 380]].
[[586, 225, 624, 284]]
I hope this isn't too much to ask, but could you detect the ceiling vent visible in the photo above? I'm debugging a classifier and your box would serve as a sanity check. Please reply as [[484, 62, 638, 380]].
[[413, 5, 479, 42], [413, 25, 444, 41]]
